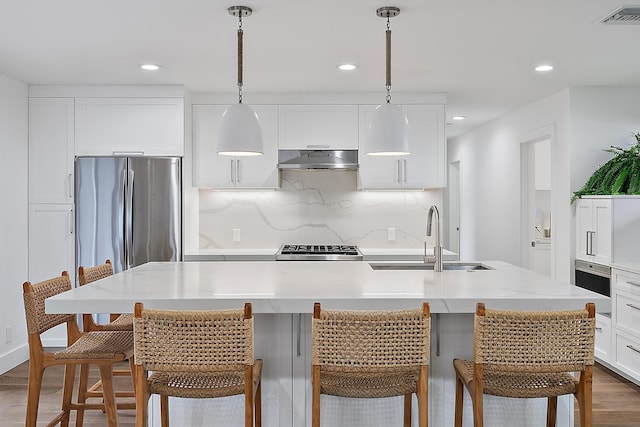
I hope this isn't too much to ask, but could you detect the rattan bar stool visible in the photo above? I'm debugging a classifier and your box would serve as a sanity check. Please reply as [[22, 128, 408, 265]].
[[311, 302, 431, 427], [77, 259, 135, 425], [22, 271, 134, 427], [453, 302, 596, 427], [133, 302, 262, 427]]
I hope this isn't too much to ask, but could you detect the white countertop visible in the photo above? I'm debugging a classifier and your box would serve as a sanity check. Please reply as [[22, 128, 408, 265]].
[[46, 261, 610, 315], [611, 262, 640, 275]]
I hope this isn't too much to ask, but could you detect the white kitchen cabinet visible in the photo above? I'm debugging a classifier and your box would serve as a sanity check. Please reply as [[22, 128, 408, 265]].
[[610, 267, 640, 385], [278, 105, 359, 150], [75, 97, 184, 156], [358, 104, 446, 189], [28, 203, 75, 347], [595, 313, 612, 363], [28, 98, 75, 204], [192, 104, 278, 189], [575, 196, 640, 265]]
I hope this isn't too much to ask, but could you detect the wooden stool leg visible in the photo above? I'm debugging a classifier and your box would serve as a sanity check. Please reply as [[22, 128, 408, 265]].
[[61, 363, 76, 427], [312, 366, 320, 427], [418, 366, 428, 427], [76, 363, 91, 427], [160, 394, 169, 427], [546, 396, 557, 427], [135, 365, 149, 427], [404, 393, 412, 427], [25, 363, 44, 427], [98, 365, 119, 427], [454, 375, 464, 427], [255, 379, 262, 427]]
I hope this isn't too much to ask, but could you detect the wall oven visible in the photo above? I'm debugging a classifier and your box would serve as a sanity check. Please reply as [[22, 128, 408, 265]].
[[575, 259, 611, 297]]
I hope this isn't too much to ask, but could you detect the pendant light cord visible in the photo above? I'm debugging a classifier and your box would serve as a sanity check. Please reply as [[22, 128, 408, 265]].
[[237, 13, 244, 103], [385, 15, 392, 103]]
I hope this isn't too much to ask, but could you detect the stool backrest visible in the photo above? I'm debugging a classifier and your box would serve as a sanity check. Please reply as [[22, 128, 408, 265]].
[[23, 271, 75, 335], [473, 302, 595, 373], [133, 302, 254, 372], [78, 259, 113, 285], [312, 302, 430, 370]]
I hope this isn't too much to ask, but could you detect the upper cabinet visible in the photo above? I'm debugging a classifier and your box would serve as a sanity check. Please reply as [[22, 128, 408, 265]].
[[278, 105, 359, 150], [192, 104, 279, 189], [575, 196, 640, 265], [358, 104, 446, 189], [29, 98, 75, 203], [75, 97, 184, 156]]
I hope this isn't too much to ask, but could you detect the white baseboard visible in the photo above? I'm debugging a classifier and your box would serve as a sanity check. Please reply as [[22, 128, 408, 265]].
[[0, 344, 29, 375]]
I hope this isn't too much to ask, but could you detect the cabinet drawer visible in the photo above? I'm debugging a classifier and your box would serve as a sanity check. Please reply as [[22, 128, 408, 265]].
[[613, 290, 640, 336], [595, 314, 611, 363], [613, 330, 640, 381], [613, 271, 640, 296]]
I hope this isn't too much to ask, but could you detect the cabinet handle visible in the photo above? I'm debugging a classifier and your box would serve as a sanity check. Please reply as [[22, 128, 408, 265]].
[[626, 303, 640, 312], [68, 174, 73, 199], [595, 327, 602, 331], [230, 159, 235, 183], [585, 231, 591, 255], [68, 209, 74, 234], [236, 159, 241, 184], [397, 159, 401, 183], [296, 314, 302, 357], [112, 151, 144, 156], [627, 344, 640, 355], [306, 144, 330, 149], [403, 159, 407, 183], [627, 281, 640, 288]]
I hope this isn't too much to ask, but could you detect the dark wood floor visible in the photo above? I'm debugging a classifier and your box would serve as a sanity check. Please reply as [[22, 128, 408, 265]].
[[0, 361, 638, 426]]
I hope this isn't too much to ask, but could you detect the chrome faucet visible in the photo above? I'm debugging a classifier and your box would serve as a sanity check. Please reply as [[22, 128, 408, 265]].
[[424, 205, 443, 272]]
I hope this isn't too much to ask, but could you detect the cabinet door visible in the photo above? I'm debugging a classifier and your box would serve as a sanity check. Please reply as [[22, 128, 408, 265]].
[[193, 104, 279, 189], [357, 105, 402, 189], [278, 105, 358, 150], [29, 98, 75, 203], [358, 104, 446, 189], [403, 104, 446, 188], [575, 199, 593, 262], [75, 97, 184, 156], [592, 198, 612, 265], [28, 203, 76, 346]]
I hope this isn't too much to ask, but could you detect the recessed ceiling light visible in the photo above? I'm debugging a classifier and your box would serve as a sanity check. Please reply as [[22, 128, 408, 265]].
[[535, 65, 554, 72], [140, 64, 161, 71], [338, 64, 357, 71], [452, 116, 466, 121]]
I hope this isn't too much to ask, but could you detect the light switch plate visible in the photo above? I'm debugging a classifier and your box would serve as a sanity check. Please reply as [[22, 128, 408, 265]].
[[233, 229, 241, 242], [387, 228, 396, 241]]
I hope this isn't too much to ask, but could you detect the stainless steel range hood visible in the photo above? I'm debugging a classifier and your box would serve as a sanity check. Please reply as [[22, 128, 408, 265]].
[[277, 149, 358, 170]]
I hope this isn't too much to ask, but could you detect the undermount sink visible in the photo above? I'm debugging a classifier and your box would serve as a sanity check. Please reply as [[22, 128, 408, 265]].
[[369, 262, 493, 271]]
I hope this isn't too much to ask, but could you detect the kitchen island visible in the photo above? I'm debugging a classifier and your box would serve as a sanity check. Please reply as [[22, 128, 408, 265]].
[[47, 261, 609, 427]]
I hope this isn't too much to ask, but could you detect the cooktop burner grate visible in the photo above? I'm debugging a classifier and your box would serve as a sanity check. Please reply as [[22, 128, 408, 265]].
[[276, 244, 363, 261]]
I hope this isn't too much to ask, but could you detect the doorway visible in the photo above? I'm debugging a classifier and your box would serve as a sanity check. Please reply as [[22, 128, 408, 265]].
[[520, 136, 552, 276]]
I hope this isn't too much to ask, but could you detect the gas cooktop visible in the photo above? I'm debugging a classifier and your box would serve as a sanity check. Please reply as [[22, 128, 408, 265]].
[[276, 244, 363, 261]]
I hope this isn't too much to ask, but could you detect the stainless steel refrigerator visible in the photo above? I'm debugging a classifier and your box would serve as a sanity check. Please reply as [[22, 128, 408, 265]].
[[75, 157, 182, 277]]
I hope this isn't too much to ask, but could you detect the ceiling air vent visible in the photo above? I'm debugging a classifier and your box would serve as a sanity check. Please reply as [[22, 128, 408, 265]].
[[601, 7, 640, 24]]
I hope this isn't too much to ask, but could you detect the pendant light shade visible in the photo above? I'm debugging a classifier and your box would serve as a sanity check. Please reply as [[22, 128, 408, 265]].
[[218, 5, 263, 156], [218, 103, 263, 156], [366, 103, 409, 156], [365, 6, 410, 156]]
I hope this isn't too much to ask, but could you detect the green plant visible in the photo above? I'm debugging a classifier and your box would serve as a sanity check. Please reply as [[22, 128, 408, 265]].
[[572, 132, 640, 203]]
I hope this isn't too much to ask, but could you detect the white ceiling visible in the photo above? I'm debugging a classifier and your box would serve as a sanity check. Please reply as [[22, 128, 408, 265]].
[[2, 0, 639, 138]]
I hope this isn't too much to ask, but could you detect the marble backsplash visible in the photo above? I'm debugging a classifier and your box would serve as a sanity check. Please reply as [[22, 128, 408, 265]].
[[199, 170, 442, 249]]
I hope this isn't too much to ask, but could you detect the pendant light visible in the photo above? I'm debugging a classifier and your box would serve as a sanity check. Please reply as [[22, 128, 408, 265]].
[[218, 5, 263, 156], [366, 6, 410, 156]]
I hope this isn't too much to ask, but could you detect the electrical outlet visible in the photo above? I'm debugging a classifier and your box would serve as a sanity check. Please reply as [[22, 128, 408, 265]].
[[387, 228, 396, 241], [233, 229, 241, 242], [5, 325, 12, 343]]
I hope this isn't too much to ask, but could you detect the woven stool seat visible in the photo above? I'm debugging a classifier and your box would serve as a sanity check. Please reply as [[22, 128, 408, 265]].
[[134, 302, 262, 427], [22, 271, 133, 427], [453, 359, 578, 399], [148, 359, 263, 399], [312, 303, 430, 427], [104, 313, 134, 330], [453, 302, 596, 427]]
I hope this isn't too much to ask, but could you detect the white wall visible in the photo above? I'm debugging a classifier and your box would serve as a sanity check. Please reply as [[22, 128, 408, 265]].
[[448, 89, 573, 281], [448, 86, 640, 284], [0, 73, 29, 373]]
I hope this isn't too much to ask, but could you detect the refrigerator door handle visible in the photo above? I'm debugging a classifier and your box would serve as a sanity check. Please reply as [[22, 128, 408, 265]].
[[125, 168, 135, 269], [68, 208, 74, 234]]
